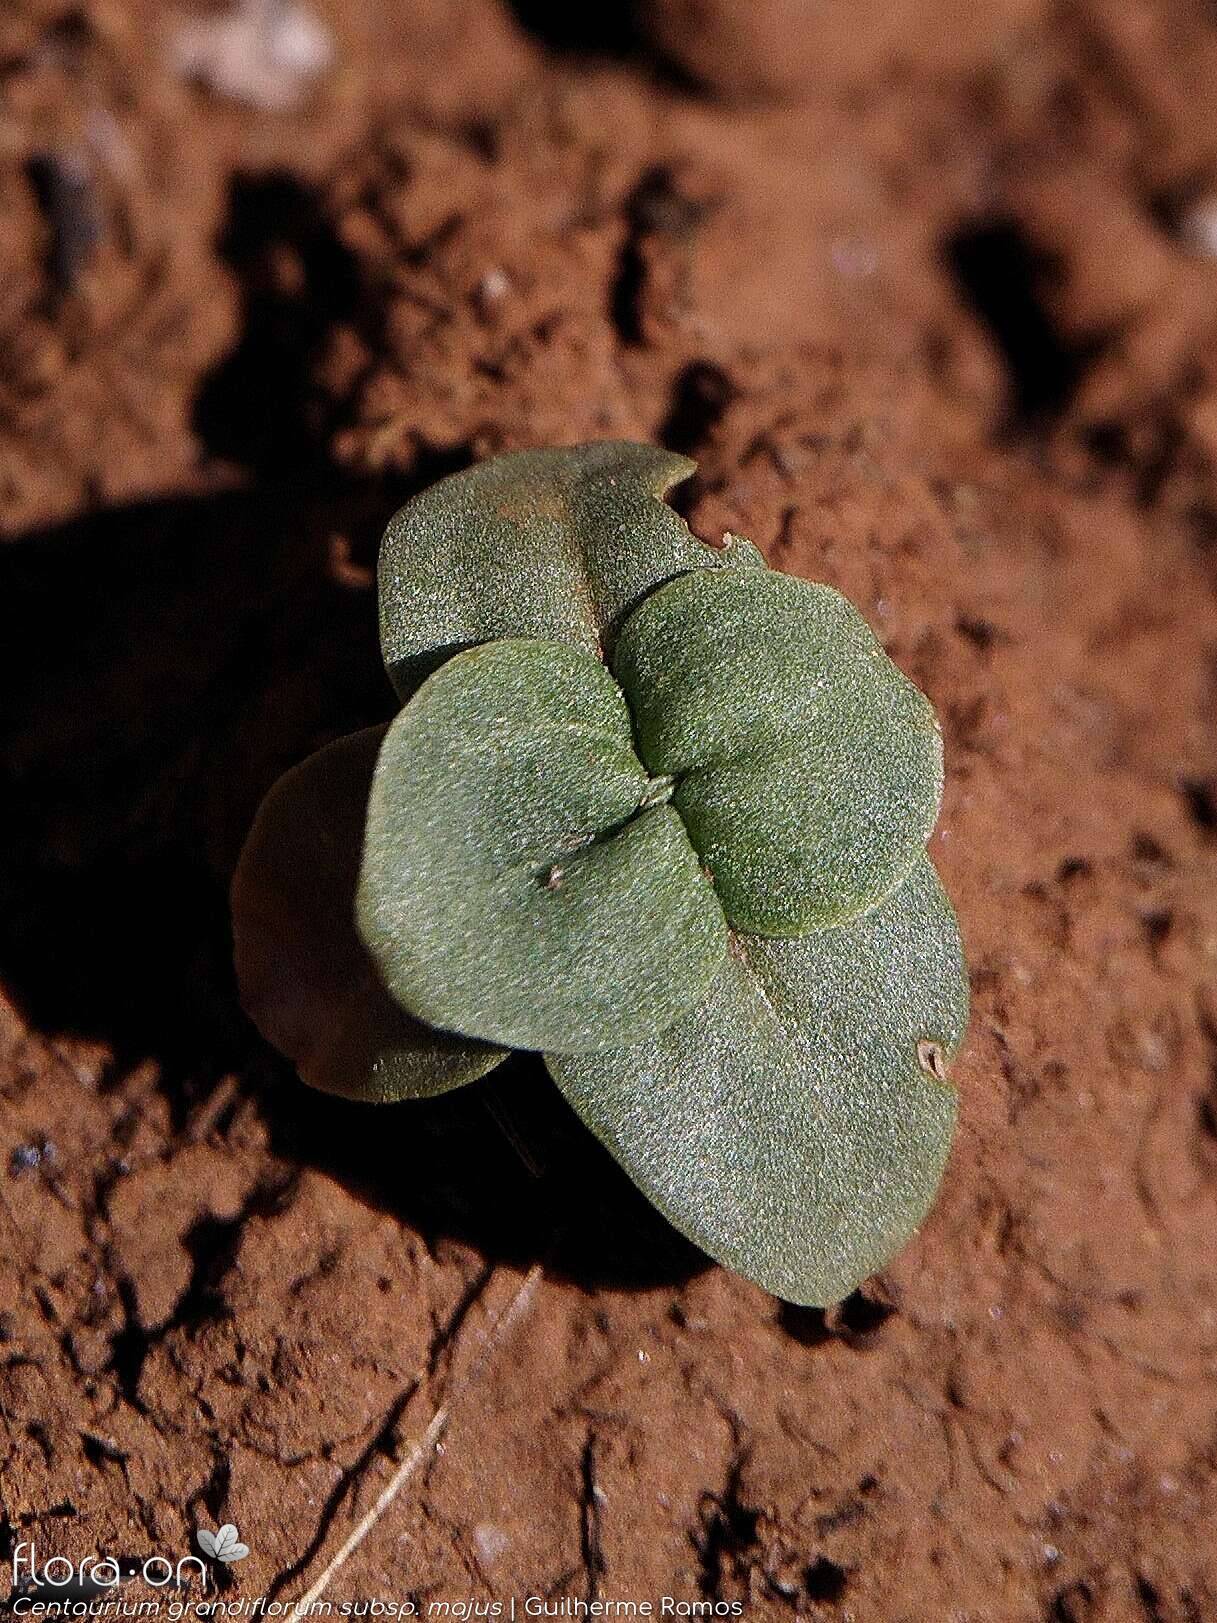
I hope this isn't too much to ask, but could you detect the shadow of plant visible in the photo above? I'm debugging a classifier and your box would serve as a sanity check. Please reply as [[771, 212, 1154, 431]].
[[0, 474, 702, 1292], [0, 173, 703, 1296]]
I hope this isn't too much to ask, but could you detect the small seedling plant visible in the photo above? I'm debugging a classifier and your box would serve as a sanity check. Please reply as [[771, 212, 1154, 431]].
[[232, 443, 968, 1305]]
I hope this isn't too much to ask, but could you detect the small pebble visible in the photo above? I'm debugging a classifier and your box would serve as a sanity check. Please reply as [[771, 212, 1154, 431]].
[[1180, 197, 1217, 256], [169, 0, 333, 111], [480, 269, 510, 303]]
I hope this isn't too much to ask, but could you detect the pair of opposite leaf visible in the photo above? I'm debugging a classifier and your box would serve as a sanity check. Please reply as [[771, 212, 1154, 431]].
[[232, 443, 968, 1306]]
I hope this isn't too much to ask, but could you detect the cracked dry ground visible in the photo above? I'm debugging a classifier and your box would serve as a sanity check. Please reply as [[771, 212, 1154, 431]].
[[3, 1, 1217, 1618]]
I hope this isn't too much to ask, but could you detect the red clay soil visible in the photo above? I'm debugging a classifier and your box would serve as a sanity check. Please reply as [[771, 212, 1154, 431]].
[[3, 2, 1217, 1619]]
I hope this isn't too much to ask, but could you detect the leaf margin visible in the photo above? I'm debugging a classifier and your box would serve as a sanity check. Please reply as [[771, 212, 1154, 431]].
[[545, 853, 968, 1306]]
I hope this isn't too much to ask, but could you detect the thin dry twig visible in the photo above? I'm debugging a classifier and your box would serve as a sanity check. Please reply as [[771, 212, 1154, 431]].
[[295, 1264, 543, 1608]]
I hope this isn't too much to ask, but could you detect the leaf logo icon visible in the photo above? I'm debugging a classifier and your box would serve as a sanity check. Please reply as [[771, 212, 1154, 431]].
[[196, 1525, 250, 1564]]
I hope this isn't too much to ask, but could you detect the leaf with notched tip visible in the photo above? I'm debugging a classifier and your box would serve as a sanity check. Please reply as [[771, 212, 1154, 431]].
[[377, 441, 759, 700]]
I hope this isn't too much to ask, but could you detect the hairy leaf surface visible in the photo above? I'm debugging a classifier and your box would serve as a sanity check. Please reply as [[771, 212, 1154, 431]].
[[546, 855, 967, 1305], [358, 639, 727, 1053], [378, 442, 748, 699], [613, 568, 943, 934]]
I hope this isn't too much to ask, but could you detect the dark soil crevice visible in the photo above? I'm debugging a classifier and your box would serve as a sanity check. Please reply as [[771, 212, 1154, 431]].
[[504, 0, 649, 60], [104, 1176, 295, 1403], [944, 217, 1100, 429], [578, 1432, 607, 1601], [610, 165, 710, 347], [502, 2, 699, 92], [803, 1556, 849, 1605], [192, 171, 380, 478], [693, 1441, 760, 1602], [659, 361, 738, 458]]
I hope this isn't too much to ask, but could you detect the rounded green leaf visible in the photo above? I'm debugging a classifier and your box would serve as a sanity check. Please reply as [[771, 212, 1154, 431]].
[[231, 728, 507, 1103], [612, 568, 943, 935], [546, 855, 967, 1306], [379, 442, 736, 700], [357, 638, 727, 1053]]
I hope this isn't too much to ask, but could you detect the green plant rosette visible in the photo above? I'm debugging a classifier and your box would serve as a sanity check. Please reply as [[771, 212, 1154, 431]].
[[232, 441, 968, 1305]]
